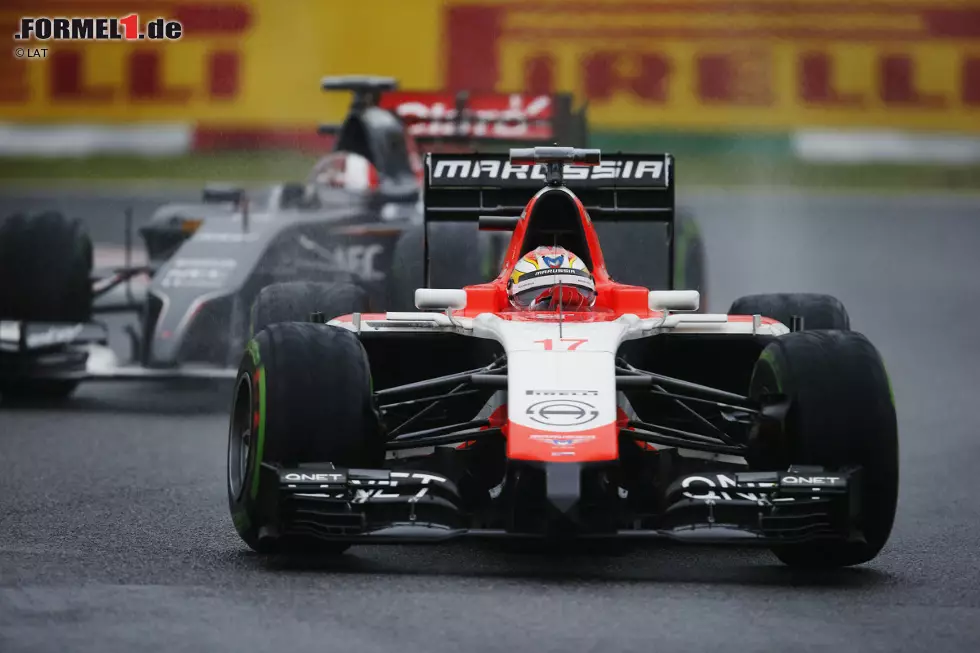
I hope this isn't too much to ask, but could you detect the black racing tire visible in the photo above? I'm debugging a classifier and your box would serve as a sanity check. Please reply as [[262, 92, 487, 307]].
[[729, 293, 850, 331], [0, 212, 93, 323], [250, 281, 368, 337], [592, 211, 705, 310], [228, 322, 384, 555], [387, 224, 493, 311], [749, 330, 898, 568]]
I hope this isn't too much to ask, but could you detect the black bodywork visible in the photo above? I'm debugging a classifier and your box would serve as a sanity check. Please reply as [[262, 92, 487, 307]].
[[264, 463, 859, 546]]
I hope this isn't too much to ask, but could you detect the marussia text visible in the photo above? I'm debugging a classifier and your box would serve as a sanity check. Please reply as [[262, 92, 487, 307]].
[[432, 159, 665, 181]]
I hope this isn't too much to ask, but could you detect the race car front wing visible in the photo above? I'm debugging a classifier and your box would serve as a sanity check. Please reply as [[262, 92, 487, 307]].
[[255, 462, 864, 547], [0, 321, 238, 383]]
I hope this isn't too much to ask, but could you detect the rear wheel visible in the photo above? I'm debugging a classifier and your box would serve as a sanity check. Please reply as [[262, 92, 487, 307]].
[[729, 293, 849, 331], [250, 281, 368, 336], [749, 330, 898, 568], [228, 322, 383, 554], [674, 212, 707, 310], [387, 224, 493, 311]]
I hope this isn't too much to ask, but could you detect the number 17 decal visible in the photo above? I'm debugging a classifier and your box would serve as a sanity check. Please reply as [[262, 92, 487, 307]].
[[533, 338, 589, 351]]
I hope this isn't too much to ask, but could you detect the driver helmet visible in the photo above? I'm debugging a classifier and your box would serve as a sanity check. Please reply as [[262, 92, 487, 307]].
[[507, 246, 596, 311]]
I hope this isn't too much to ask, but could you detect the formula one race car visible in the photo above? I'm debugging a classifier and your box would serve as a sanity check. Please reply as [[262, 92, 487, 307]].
[[227, 146, 898, 569], [0, 78, 628, 400]]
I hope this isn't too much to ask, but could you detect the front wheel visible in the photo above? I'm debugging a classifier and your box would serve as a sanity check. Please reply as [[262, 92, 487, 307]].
[[750, 330, 898, 568], [228, 322, 384, 554]]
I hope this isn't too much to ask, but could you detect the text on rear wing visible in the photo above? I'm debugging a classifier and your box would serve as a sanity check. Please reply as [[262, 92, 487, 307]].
[[429, 158, 668, 187]]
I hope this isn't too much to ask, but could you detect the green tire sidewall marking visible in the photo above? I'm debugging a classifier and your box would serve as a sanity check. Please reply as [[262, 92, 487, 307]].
[[673, 239, 688, 289], [480, 234, 506, 280], [249, 363, 267, 500], [756, 348, 783, 392], [246, 338, 261, 366], [882, 359, 896, 407]]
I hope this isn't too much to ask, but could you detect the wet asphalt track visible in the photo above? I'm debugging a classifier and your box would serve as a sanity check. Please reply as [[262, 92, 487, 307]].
[[2, 188, 980, 652]]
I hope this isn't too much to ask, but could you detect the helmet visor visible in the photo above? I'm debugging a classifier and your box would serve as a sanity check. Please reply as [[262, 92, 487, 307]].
[[509, 269, 596, 311]]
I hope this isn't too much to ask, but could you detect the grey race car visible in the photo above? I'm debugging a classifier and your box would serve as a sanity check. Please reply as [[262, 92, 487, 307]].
[[0, 76, 705, 400]]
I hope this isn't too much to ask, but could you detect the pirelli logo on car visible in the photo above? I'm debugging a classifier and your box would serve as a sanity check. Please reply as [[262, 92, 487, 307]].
[[428, 155, 670, 188]]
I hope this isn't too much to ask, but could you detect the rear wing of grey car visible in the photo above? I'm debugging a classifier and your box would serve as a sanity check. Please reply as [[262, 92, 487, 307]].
[[318, 76, 589, 149], [388, 91, 589, 150]]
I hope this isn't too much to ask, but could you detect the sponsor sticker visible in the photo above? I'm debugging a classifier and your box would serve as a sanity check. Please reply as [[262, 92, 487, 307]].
[[530, 434, 597, 447], [526, 399, 599, 427], [781, 475, 844, 486], [382, 92, 554, 139], [675, 472, 846, 502], [194, 232, 261, 244], [680, 473, 769, 502], [160, 258, 236, 289], [282, 472, 347, 484], [297, 236, 385, 281], [324, 244, 384, 281]]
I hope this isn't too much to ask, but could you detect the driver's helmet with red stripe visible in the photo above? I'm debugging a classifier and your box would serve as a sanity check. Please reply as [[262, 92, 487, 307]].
[[507, 246, 596, 311]]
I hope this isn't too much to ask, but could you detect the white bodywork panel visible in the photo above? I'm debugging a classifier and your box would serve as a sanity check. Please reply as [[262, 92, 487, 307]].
[[332, 309, 786, 460]]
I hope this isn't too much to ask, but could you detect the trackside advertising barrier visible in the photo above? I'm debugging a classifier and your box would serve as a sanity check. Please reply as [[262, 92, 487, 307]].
[[1, 0, 978, 151]]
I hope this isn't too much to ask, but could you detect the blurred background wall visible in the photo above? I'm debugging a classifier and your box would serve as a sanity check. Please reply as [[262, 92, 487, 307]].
[[1, 0, 978, 176]]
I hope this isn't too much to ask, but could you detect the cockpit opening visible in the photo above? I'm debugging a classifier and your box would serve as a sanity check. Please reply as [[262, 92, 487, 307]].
[[518, 188, 593, 270]]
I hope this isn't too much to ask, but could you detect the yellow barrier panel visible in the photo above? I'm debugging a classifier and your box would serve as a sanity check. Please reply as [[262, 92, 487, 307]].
[[1, 0, 978, 133], [0, 0, 441, 124], [446, 0, 980, 133]]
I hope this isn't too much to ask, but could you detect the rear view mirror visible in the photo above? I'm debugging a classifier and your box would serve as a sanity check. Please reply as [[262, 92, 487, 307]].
[[415, 288, 467, 311], [202, 184, 245, 205], [649, 290, 700, 312]]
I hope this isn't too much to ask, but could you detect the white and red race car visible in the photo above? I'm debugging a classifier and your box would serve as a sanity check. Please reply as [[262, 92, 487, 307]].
[[227, 146, 898, 569]]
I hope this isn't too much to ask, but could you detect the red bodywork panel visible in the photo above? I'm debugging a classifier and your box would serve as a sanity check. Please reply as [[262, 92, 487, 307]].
[[507, 422, 619, 462], [458, 189, 659, 320]]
